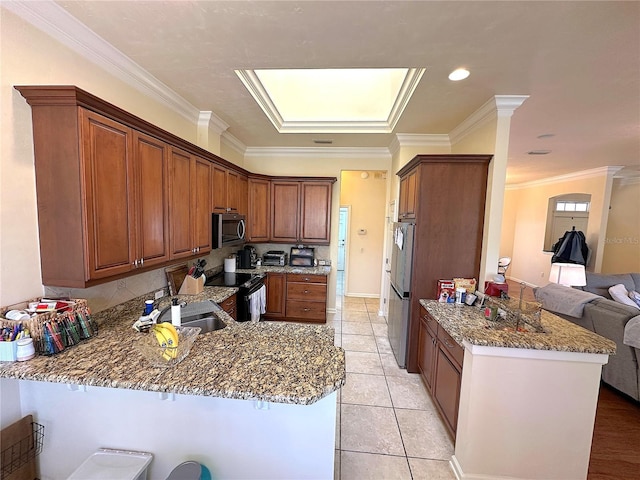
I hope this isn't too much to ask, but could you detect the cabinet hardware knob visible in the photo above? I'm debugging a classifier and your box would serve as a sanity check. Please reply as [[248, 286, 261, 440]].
[[304, 290, 309, 294], [304, 308, 310, 312], [444, 339, 455, 349], [133, 259, 138, 267], [140, 258, 144, 266]]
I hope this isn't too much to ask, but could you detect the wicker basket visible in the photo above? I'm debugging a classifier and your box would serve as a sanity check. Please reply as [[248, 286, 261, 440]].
[[0, 298, 97, 356]]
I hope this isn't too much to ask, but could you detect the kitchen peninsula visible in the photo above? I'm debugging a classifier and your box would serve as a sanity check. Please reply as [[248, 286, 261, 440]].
[[420, 299, 616, 480], [0, 286, 345, 479]]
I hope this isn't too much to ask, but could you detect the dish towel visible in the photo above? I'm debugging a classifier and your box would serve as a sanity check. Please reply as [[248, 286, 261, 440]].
[[249, 285, 267, 322]]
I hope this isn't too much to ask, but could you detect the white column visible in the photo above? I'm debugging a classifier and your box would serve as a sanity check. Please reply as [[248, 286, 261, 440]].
[[478, 96, 528, 286]]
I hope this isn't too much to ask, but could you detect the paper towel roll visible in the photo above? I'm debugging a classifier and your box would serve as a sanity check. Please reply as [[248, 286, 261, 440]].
[[224, 258, 236, 273]]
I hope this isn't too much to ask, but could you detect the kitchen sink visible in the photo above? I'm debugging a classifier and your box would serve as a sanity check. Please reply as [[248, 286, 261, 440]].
[[157, 300, 226, 333], [180, 315, 227, 333]]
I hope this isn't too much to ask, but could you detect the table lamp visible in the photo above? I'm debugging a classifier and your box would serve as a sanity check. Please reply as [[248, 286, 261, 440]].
[[549, 263, 586, 287]]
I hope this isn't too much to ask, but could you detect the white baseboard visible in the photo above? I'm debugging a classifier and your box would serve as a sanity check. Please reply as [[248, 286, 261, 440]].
[[344, 293, 380, 299], [450, 455, 525, 480]]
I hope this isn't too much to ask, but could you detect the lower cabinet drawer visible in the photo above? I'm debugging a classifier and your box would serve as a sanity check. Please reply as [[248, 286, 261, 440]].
[[286, 300, 326, 320], [287, 282, 327, 301], [286, 273, 327, 284], [437, 325, 464, 368]]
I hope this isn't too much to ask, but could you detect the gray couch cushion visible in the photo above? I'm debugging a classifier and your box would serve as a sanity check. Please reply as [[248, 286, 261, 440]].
[[582, 273, 635, 299]]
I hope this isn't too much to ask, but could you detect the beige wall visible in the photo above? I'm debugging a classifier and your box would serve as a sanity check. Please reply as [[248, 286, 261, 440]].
[[503, 170, 615, 287], [0, 10, 229, 308], [602, 178, 640, 273], [340, 171, 387, 297]]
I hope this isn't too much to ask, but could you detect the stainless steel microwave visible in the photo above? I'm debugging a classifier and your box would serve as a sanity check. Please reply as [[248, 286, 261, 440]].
[[212, 213, 246, 249]]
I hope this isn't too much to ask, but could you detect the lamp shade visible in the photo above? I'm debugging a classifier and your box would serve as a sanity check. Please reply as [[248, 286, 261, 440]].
[[549, 263, 586, 287]]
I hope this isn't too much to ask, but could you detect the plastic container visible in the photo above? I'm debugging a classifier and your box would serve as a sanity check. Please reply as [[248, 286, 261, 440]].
[[67, 448, 153, 480]]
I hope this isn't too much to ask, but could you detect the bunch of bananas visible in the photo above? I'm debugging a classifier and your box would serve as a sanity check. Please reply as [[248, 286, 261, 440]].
[[150, 323, 179, 361]]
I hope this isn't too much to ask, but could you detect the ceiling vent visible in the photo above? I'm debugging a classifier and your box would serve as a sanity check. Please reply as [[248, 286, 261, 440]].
[[528, 150, 552, 155], [313, 139, 333, 144]]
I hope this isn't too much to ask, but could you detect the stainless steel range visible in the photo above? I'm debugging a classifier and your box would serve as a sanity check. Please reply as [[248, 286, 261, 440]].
[[205, 272, 265, 322]]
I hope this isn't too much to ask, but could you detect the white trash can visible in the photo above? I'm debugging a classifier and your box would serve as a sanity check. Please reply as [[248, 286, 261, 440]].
[[67, 448, 153, 480]]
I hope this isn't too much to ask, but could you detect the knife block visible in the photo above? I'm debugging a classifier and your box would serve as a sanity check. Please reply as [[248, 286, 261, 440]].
[[178, 275, 204, 295]]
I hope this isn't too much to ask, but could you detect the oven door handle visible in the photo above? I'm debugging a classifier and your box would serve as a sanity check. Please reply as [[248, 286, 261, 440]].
[[245, 280, 265, 297]]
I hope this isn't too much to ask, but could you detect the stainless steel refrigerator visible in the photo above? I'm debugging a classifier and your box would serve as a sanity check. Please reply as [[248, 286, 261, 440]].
[[388, 222, 415, 368]]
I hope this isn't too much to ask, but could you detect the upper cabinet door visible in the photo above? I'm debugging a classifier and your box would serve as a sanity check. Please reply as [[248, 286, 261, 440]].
[[193, 157, 212, 255], [237, 174, 249, 217], [247, 178, 270, 242], [169, 147, 194, 259], [398, 168, 418, 220], [271, 181, 300, 243], [133, 131, 170, 268], [80, 110, 136, 279], [226, 170, 240, 213], [299, 182, 332, 244], [211, 164, 227, 213]]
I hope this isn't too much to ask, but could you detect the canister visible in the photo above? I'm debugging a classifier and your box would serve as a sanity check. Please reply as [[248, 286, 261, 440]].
[[16, 338, 35, 361]]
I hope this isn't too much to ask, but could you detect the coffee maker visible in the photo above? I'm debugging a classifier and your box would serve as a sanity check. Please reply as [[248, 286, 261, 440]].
[[237, 245, 258, 269]]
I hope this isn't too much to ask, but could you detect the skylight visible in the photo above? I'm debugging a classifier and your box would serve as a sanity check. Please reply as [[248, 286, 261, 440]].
[[235, 68, 425, 134]]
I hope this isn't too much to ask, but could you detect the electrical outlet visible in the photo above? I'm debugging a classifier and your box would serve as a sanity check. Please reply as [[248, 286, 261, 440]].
[[154, 289, 164, 300]]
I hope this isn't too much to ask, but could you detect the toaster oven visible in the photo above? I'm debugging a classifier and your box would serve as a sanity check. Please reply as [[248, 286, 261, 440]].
[[289, 247, 315, 267], [262, 251, 288, 266]]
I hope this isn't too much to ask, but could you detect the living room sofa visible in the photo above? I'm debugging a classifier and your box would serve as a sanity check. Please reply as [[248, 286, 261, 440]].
[[534, 272, 640, 402]]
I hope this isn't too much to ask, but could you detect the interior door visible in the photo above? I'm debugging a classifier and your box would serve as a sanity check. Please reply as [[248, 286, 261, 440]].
[[337, 207, 348, 271]]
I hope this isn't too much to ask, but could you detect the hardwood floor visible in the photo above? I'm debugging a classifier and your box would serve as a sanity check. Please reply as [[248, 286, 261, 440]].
[[504, 279, 640, 478], [588, 385, 640, 479]]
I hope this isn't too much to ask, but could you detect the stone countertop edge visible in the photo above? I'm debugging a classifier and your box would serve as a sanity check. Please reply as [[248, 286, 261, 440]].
[[420, 299, 616, 355], [0, 286, 346, 406], [235, 265, 332, 275]]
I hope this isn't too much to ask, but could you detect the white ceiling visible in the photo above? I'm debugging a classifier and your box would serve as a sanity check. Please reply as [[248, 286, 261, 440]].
[[36, 1, 640, 183]]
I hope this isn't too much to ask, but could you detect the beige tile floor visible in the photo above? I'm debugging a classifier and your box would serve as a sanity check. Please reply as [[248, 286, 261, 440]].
[[329, 272, 456, 480]]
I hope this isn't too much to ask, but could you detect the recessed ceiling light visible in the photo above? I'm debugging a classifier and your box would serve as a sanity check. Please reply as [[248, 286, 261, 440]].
[[448, 68, 470, 81], [527, 150, 552, 155]]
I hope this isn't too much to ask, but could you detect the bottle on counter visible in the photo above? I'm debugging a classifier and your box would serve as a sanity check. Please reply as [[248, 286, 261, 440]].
[[171, 298, 181, 327]]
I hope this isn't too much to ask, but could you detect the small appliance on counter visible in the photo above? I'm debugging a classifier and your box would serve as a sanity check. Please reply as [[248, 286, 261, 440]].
[[237, 245, 257, 269], [289, 247, 315, 267], [262, 251, 288, 266]]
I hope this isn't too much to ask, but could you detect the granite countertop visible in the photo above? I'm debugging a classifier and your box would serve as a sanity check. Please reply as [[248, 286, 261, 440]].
[[420, 299, 616, 355], [0, 286, 345, 405]]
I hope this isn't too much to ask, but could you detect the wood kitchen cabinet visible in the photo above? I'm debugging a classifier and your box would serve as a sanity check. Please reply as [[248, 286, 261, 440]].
[[169, 149, 211, 260], [14, 100, 172, 286], [247, 178, 270, 242], [398, 168, 417, 220], [219, 293, 237, 321], [398, 154, 491, 374], [418, 305, 464, 439], [270, 180, 334, 245], [285, 273, 327, 322], [212, 165, 247, 215], [417, 307, 438, 391], [271, 181, 300, 243], [264, 272, 286, 318]]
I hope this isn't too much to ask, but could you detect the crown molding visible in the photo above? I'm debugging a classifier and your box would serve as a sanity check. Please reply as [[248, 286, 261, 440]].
[[5, 0, 201, 124], [244, 146, 391, 160], [449, 95, 529, 146], [389, 133, 451, 156], [506, 166, 625, 190], [198, 111, 229, 136], [221, 132, 247, 155]]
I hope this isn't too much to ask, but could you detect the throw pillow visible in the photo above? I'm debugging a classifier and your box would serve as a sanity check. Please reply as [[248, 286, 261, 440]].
[[609, 283, 640, 309], [629, 290, 640, 308]]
